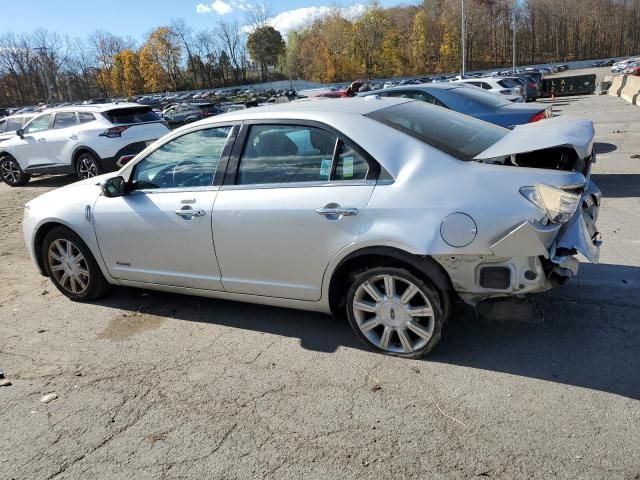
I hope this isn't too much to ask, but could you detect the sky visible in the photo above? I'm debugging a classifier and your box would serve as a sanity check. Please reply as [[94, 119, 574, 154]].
[[2, 0, 403, 41]]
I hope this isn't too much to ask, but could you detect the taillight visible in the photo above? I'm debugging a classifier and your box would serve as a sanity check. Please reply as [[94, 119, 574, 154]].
[[117, 155, 135, 167], [100, 125, 130, 138], [527, 82, 536, 88], [528, 111, 546, 123]]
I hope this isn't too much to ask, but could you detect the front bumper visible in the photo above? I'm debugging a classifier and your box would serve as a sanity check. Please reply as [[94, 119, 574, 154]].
[[434, 182, 602, 303]]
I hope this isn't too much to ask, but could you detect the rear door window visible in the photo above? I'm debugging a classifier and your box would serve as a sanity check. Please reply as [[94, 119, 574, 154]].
[[104, 107, 160, 125], [237, 125, 337, 185]]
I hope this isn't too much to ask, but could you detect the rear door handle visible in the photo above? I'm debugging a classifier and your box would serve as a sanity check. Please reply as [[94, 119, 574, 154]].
[[316, 206, 358, 219], [175, 207, 206, 218], [36, 138, 46, 143]]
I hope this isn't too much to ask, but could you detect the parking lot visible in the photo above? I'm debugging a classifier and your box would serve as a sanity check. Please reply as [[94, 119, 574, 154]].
[[1, 91, 639, 479]]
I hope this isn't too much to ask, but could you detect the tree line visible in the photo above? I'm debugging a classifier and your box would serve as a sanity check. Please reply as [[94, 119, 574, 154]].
[[1, 0, 639, 107]]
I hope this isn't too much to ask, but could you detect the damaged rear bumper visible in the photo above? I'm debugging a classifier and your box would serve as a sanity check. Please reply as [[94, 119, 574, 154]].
[[434, 182, 602, 303]]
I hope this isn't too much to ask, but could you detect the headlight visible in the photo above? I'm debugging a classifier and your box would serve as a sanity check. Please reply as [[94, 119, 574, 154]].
[[519, 183, 581, 223]]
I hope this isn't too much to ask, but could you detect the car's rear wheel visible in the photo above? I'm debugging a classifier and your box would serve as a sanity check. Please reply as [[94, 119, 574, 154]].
[[42, 226, 109, 301], [76, 152, 102, 179], [0, 156, 31, 187], [346, 267, 443, 358]]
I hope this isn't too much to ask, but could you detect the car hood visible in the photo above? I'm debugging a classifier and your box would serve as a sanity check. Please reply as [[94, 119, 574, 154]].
[[474, 116, 594, 160], [25, 173, 118, 209]]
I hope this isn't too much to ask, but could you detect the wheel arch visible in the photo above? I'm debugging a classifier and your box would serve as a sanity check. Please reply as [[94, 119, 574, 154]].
[[72, 146, 101, 170], [327, 246, 454, 321]]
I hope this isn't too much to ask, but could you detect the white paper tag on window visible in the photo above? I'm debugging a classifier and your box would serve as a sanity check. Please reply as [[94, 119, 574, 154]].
[[319, 158, 332, 180], [343, 156, 354, 178]]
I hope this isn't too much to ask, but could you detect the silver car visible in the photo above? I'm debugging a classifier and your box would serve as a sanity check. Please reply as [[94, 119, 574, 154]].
[[23, 98, 601, 358]]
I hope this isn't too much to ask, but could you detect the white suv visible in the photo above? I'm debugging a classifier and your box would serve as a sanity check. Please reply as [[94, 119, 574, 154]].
[[453, 77, 525, 101], [0, 103, 170, 187]]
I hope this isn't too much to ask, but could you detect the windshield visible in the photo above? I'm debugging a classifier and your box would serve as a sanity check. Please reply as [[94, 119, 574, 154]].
[[366, 101, 508, 161]]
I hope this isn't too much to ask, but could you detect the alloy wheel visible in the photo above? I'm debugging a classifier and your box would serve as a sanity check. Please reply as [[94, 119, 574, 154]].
[[0, 159, 22, 185], [78, 156, 99, 178], [352, 274, 435, 354], [48, 239, 90, 295]]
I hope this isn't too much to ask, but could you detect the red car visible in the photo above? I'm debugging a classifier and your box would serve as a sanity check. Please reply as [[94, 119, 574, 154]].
[[622, 63, 640, 75], [314, 90, 349, 98]]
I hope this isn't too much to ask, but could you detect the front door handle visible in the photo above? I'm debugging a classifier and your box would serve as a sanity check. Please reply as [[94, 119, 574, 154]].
[[316, 204, 358, 220], [175, 206, 205, 218], [69, 134, 78, 140], [36, 138, 46, 143]]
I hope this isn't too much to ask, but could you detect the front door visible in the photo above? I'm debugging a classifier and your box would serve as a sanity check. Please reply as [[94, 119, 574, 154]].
[[14, 113, 53, 169], [93, 125, 234, 290], [213, 122, 377, 301]]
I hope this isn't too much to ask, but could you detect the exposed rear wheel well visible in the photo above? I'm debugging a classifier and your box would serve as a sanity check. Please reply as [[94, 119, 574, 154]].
[[328, 247, 454, 321], [34, 222, 67, 276]]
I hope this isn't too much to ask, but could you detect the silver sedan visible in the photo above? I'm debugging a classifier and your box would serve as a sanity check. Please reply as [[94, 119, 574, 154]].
[[23, 98, 601, 357]]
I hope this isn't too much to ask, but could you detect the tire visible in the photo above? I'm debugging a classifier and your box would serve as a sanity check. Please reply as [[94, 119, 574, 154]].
[[75, 151, 102, 179], [42, 226, 109, 301], [0, 156, 31, 187], [345, 266, 444, 359]]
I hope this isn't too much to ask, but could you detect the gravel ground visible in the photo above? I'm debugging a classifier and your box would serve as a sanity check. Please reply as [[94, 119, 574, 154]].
[[1, 91, 639, 480]]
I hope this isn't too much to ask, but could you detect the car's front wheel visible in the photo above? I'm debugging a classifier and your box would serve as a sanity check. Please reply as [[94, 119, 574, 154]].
[[76, 152, 102, 179], [0, 156, 31, 187], [346, 267, 443, 358], [42, 226, 109, 301]]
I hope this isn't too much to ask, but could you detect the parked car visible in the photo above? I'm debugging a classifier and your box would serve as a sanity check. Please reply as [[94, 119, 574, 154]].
[[622, 62, 640, 76], [505, 76, 540, 102], [453, 77, 525, 100], [612, 57, 640, 73], [0, 103, 170, 186], [22, 98, 601, 358], [163, 102, 224, 128], [0, 113, 37, 143], [360, 83, 551, 128]]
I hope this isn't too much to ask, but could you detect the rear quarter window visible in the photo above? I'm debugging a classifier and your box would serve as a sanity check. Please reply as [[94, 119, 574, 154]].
[[104, 107, 160, 125]]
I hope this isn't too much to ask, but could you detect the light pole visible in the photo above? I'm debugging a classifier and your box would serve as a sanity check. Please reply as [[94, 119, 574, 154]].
[[512, 12, 516, 73], [461, 0, 466, 76]]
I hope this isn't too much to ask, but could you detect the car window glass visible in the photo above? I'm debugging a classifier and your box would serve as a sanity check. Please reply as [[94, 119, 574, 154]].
[[0, 120, 5, 133], [53, 112, 78, 129], [132, 126, 231, 190], [24, 114, 52, 134], [5, 117, 24, 131], [367, 101, 507, 161], [78, 112, 95, 124], [237, 125, 337, 185], [334, 142, 368, 181]]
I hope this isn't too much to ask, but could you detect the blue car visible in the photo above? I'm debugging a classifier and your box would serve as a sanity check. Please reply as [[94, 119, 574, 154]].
[[359, 83, 551, 128]]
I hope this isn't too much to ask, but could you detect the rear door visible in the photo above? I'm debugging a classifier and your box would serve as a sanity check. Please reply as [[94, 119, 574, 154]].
[[45, 111, 80, 165], [212, 121, 378, 301]]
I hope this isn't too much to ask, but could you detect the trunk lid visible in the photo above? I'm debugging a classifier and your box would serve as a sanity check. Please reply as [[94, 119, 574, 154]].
[[474, 116, 594, 161]]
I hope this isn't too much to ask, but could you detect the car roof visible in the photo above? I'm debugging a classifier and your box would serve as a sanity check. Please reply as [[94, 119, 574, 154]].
[[211, 97, 413, 121], [50, 102, 147, 113]]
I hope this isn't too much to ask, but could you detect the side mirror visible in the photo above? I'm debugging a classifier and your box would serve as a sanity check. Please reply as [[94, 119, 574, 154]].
[[101, 176, 126, 198], [16, 129, 24, 139]]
